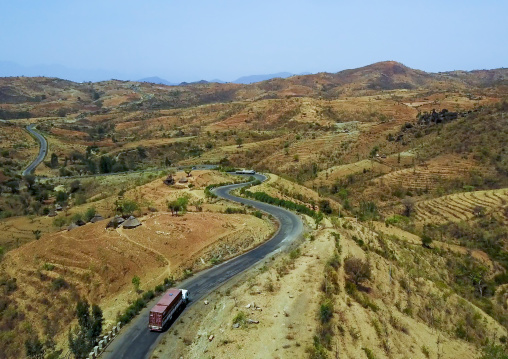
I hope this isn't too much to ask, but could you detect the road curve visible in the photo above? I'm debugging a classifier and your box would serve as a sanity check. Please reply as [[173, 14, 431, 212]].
[[22, 124, 48, 176], [102, 174, 303, 359]]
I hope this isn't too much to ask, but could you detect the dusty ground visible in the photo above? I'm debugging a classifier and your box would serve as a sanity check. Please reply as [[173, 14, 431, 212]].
[[2, 209, 274, 350], [154, 215, 507, 359]]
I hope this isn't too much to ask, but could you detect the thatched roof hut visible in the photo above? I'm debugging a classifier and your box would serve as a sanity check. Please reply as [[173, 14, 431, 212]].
[[67, 223, 79, 231], [106, 215, 125, 229], [90, 214, 104, 223], [122, 216, 141, 229]]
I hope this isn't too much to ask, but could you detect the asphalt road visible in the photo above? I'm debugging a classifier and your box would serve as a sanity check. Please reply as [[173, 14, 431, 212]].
[[22, 124, 48, 176], [102, 174, 303, 359]]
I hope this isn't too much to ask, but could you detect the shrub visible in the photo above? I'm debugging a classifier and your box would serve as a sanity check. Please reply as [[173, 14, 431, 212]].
[[233, 311, 247, 327], [344, 256, 371, 285], [51, 277, 68, 291], [319, 299, 334, 324]]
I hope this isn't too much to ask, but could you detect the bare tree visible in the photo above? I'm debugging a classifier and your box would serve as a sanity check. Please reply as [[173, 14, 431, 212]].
[[401, 197, 415, 217], [344, 256, 371, 286]]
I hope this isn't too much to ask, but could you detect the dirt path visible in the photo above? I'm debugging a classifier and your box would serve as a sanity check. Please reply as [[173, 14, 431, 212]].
[[117, 223, 172, 289]]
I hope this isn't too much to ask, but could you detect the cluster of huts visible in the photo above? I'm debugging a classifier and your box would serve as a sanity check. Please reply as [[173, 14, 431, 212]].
[[67, 214, 142, 231], [106, 215, 142, 229], [67, 214, 105, 231]]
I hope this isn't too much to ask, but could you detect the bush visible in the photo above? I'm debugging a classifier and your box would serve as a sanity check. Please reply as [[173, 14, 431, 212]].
[[84, 207, 96, 222], [51, 277, 68, 291], [233, 311, 247, 327], [344, 256, 371, 285], [319, 299, 334, 324]]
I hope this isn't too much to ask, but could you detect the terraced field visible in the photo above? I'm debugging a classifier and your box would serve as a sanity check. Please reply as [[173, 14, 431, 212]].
[[414, 188, 508, 224], [375, 157, 485, 190]]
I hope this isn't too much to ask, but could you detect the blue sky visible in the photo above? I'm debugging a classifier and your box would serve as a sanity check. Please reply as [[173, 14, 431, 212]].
[[0, 0, 507, 82]]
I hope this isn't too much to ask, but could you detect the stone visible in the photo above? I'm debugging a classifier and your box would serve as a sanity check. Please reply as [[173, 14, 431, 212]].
[[94, 346, 99, 356], [98, 341, 104, 350], [208, 335, 214, 342], [233, 323, 240, 328], [89, 352, 95, 359], [204, 300, 209, 305], [110, 330, 114, 338], [117, 322, 122, 329], [248, 319, 259, 324], [245, 303, 251, 308]]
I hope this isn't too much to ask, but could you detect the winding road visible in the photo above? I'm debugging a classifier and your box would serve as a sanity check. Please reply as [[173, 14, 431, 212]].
[[102, 174, 304, 359], [22, 124, 47, 176]]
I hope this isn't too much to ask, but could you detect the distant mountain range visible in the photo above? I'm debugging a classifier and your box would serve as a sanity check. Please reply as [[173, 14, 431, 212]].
[[0, 61, 311, 86], [138, 72, 310, 86]]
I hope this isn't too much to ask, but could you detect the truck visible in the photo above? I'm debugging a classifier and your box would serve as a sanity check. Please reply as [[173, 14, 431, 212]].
[[235, 169, 256, 175], [148, 288, 189, 331]]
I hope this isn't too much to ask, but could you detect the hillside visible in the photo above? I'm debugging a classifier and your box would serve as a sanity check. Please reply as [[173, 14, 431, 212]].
[[1, 61, 508, 358]]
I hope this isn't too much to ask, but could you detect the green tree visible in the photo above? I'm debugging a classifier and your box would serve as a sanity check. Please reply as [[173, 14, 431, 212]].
[[53, 217, 67, 229], [119, 199, 139, 216], [168, 197, 189, 216], [236, 137, 243, 148], [24, 174, 36, 191], [68, 300, 103, 359], [132, 275, 141, 292], [421, 234, 433, 249], [50, 153, 59, 168], [84, 207, 96, 222], [25, 336, 45, 359], [99, 155, 114, 173]]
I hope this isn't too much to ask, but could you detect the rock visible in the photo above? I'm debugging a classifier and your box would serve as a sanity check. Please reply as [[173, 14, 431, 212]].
[[204, 300, 209, 305], [248, 319, 259, 324], [233, 323, 240, 328], [274, 314, 278, 317], [245, 303, 251, 308], [289, 295, 294, 298], [208, 335, 214, 342]]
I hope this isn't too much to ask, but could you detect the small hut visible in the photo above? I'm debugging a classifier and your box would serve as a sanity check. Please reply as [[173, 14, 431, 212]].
[[55, 204, 63, 211], [90, 214, 104, 223], [178, 177, 188, 184], [122, 216, 141, 229], [163, 174, 175, 185], [67, 223, 79, 231], [106, 215, 125, 229]]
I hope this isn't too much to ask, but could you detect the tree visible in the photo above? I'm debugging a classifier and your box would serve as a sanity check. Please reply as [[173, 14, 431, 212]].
[[24, 174, 36, 191], [118, 199, 139, 216], [70, 180, 81, 193], [32, 229, 42, 240], [185, 169, 192, 177], [53, 217, 67, 229], [84, 207, 96, 222], [344, 256, 371, 286], [236, 137, 243, 148], [68, 300, 103, 359], [401, 197, 415, 217], [99, 156, 114, 173], [132, 275, 141, 292], [25, 336, 45, 359], [168, 197, 189, 216], [50, 153, 59, 168], [319, 200, 332, 215], [421, 234, 433, 249]]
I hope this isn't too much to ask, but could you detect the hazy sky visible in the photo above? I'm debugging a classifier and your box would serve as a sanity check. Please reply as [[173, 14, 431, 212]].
[[1, 0, 507, 82]]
